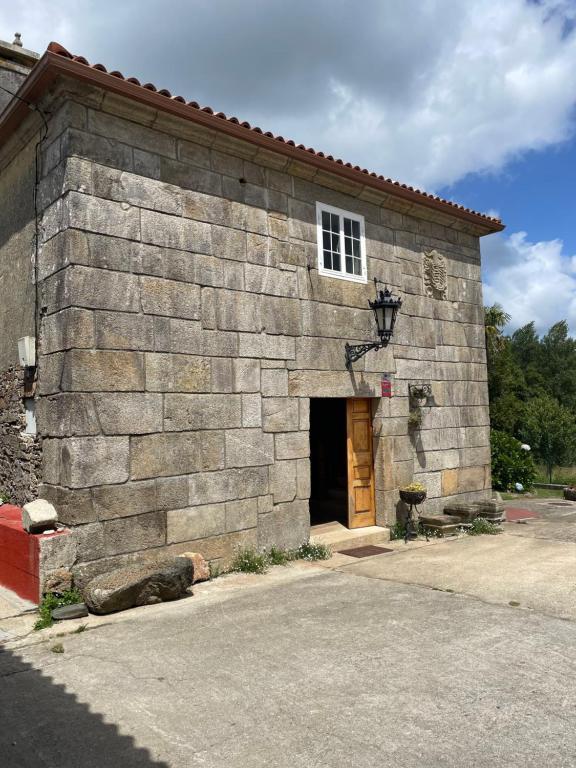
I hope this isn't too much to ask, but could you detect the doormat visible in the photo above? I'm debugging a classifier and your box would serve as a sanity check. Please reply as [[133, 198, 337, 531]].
[[506, 508, 538, 522], [338, 545, 393, 558]]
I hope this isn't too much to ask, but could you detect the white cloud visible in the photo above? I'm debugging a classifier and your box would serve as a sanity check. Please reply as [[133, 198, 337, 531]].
[[482, 231, 576, 335], [1, 0, 576, 190]]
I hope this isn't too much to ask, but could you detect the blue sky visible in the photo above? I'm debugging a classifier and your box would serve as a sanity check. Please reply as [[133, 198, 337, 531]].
[[3, 0, 576, 336]]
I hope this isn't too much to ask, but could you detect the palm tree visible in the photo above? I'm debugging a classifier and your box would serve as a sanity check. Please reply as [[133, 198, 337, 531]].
[[484, 303, 511, 354]]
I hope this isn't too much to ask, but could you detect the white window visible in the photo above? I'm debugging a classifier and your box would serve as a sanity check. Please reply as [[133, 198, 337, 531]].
[[316, 202, 367, 283]]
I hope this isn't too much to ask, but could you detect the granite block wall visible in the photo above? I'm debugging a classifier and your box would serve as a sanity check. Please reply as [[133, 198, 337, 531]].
[[28, 79, 491, 583]]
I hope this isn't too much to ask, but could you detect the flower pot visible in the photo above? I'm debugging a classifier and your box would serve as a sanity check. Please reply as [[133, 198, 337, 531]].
[[399, 490, 427, 506]]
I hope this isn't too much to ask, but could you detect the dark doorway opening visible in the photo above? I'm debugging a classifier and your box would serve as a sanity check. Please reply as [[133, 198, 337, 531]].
[[309, 398, 348, 526]]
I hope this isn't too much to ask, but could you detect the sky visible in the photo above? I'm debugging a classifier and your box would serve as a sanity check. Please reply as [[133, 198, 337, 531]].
[[2, 0, 576, 336]]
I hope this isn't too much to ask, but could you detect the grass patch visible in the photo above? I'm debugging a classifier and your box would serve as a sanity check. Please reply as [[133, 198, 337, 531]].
[[34, 589, 83, 631], [468, 517, 501, 536], [502, 487, 564, 500], [231, 541, 332, 574]]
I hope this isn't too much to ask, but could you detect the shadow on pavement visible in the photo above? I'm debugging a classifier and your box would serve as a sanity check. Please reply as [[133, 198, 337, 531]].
[[0, 644, 169, 768]]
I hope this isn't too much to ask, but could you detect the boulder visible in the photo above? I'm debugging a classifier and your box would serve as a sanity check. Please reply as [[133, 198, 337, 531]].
[[177, 551, 210, 583], [43, 568, 73, 595], [472, 500, 505, 522], [83, 558, 193, 615], [22, 499, 58, 533]]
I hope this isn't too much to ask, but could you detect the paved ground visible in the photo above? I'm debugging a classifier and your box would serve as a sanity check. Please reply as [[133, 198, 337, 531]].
[[1, 498, 576, 767]]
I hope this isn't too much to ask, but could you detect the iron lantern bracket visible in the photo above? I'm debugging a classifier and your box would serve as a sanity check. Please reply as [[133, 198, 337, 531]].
[[345, 338, 389, 370]]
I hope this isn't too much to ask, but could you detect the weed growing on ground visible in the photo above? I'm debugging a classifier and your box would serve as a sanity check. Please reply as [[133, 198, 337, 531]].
[[267, 546, 294, 566], [231, 541, 332, 573], [209, 561, 223, 580], [231, 548, 269, 574], [293, 542, 331, 561], [389, 521, 406, 540], [34, 589, 84, 631], [468, 517, 501, 536], [74, 624, 88, 634], [50, 643, 64, 654]]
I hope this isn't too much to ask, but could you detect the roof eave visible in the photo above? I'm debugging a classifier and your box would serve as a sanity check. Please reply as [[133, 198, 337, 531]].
[[0, 50, 505, 235]]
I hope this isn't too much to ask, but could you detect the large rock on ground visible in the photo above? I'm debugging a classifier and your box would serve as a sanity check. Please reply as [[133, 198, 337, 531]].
[[83, 558, 193, 615], [177, 552, 210, 583]]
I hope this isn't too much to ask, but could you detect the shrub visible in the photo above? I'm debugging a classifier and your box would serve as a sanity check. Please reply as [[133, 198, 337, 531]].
[[490, 429, 536, 491]]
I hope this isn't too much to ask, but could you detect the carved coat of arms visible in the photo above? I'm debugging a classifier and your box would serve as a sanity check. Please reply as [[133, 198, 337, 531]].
[[422, 249, 448, 300]]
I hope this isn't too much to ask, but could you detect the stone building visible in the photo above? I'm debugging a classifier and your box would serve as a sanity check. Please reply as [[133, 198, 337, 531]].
[[0, 41, 503, 587]]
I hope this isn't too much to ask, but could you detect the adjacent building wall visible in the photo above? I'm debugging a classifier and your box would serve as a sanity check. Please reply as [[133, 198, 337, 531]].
[[0, 128, 40, 504], [32, 79, 491, 586]]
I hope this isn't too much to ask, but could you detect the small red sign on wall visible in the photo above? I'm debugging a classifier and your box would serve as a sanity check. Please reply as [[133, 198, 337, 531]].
[[381, 375, 392, 398]]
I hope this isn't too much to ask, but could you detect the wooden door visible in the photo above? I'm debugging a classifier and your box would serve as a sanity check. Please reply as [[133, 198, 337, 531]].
[[346, 398, 376, 528]]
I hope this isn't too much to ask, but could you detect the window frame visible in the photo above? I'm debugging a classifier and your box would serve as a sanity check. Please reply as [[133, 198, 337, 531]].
[[316, 202, 367, 284]]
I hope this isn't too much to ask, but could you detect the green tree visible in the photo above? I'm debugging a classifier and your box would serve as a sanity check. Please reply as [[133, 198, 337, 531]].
[[539, 321, 576, 411], [490, 429, 536, 491], [521, 396, 576, 482], [484, 304, 527, 434]]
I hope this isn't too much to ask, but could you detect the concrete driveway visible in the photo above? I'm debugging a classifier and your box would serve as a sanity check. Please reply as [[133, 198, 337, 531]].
[[2, 498, 576, 767]]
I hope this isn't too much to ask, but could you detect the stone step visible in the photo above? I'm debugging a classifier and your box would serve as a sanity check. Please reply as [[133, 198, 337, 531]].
[[419, 514, 462, 537], [310, 522, 390, 553]]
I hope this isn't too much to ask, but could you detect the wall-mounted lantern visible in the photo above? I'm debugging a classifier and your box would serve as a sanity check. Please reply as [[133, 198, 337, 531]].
[[345, 279, 402, 370]]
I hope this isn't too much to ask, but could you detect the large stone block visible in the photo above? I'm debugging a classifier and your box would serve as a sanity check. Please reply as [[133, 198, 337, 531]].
[[42, 264, 140, 314], [66, 192, 141, 240], [181, 189, 231, 225], [167, 504, 226, 543], [102, 511, 167, 557], [41, 308, 95, 353], [37, 393, 99, 437], [262, 398, 300, 433], [92, 480, 157, 521], [145, 353, 211, 392], [215, 290, 261, 333], [212, 225, 247, 261], [188, 466, 269, 506], [88, 108, 176, 157], [270, 459, 297, 503], [93, 311, 154, 350], [164, 394, 242, 431], [140, 276, 201, 319], [61, 350, 145, 391], [92, 165, 182, 215], [43, 436, 130, 488], [225, 429, 275, 468], [258, 500, 310, 550], [242, 394, 262, 427], [238, 333, 295, 360], [296, 458, 311, 499], [141, 209, 211, 253], [38, 484, 97, 525], [225, 498, 258, 533], [94, 393, 163, 435], [288, 370, 381, 398], [22, 499, 58, 533], [275, 432, 310, 460], [131, 431, 225, 479], [261, 368, 288, 396], [159, 319, 239, 357], [233, 358, 261, 393], [156, 476, 189, 511], [301, 301, 373, 340], [245, 264, 298, 298], [262, 296, 302, 336]]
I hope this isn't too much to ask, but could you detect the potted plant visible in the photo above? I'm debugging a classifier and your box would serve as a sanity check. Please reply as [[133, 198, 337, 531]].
[[399, 482, 427, 506]]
